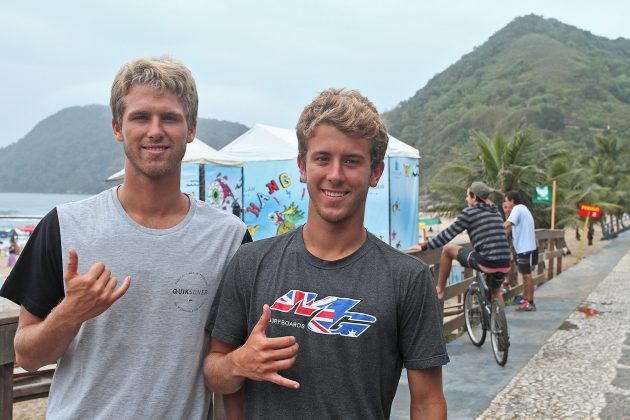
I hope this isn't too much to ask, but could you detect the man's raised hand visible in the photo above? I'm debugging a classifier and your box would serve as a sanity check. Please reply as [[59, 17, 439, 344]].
[[231, 304, 300, 389], [62, 249, 131, 324]]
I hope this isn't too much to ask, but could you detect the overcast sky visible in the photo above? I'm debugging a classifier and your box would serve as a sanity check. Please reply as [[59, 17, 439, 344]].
[[1, 1, 629, 147]]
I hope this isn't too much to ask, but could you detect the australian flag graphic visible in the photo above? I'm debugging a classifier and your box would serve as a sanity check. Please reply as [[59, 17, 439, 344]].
[[271, 290, 377, 337]]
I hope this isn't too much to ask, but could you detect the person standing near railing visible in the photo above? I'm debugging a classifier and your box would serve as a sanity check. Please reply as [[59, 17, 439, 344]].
[[503, 191, 538, 312], [419, 181, 512, 305]]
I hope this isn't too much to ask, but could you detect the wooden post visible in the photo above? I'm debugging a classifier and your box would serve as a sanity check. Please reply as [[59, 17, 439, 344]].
[[556, 238, 563, 275], [551, 180, 557, 229], [0, 309, 19, 420], [547, 238, 555, 281]]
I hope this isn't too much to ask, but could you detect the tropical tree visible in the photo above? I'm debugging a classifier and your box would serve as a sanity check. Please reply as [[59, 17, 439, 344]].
[[429, 127, 545, 219]]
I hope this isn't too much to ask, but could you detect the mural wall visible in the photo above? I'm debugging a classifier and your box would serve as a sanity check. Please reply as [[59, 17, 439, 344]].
[[388, 157, 420, 250], [205, 166, 243, 217], [242, 160, 308, 241]]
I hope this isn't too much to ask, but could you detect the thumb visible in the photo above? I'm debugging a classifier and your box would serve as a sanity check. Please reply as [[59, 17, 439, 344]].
[[252, 304, 272, 336], [65, 249, 79, 279]]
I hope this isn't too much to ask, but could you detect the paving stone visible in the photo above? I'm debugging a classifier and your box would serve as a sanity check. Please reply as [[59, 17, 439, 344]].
[[600, 392, 630, 420], [611, 366, 630, 389], [618, 346, 630, 366], [479, 247, 630, 419]]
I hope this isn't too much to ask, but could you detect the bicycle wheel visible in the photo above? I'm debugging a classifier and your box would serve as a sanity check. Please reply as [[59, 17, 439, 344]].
[[464, 287, 486, 346], [490, 300, 509, 366]]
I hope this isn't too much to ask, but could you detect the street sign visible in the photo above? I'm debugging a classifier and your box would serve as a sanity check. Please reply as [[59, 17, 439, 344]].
[[578, 204, 601, 219], [533, 184, 552, 204]]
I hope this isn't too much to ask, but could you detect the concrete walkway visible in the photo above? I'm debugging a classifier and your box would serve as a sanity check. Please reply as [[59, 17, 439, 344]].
[[390, 230, 630, 419]]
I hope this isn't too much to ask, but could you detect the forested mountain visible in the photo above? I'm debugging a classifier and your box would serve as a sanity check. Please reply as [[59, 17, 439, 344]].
[[0, 105, 248, 194], [384, 14, 630, 182]]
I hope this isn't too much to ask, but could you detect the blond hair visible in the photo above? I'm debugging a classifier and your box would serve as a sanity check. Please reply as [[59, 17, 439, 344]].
[[296, 88, 388, 169], [110, 56, 198, 128]]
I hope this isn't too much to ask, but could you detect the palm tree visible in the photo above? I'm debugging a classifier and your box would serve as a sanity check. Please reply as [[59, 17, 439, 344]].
[[429, 127, 545, 219]]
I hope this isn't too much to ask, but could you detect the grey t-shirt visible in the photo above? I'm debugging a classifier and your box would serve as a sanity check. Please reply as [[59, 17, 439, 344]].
[[209, 227, 449, 419], [1, 187, 247, 419]]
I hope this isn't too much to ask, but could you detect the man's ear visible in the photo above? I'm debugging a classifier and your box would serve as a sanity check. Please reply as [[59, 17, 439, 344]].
[[187, 123, 196, 143], [112, 118, 124, 142], [370, 160, 385, 188], [297, 155, 306, 183]]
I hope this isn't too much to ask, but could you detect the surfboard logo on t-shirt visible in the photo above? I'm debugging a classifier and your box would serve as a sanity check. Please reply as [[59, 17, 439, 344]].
[[270, 290, 376, 337]]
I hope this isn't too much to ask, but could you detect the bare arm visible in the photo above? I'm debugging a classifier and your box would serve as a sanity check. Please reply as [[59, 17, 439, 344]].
[[14, 249, 130, 372], [408, 367, 447, 420], [204, 304, 300, 395], [504, 220, 513, 235], [222, 387, 244, 420]]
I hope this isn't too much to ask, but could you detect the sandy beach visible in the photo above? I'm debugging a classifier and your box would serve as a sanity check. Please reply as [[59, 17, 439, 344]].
[[2, 226, 609, 418]]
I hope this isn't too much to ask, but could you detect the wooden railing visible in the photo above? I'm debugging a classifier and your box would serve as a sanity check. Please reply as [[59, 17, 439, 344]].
[[0, 230, 566, 417], [405, 229, 566, 337]]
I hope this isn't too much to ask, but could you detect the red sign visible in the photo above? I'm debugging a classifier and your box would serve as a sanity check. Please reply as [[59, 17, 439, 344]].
[[578, 203, 601, 219]]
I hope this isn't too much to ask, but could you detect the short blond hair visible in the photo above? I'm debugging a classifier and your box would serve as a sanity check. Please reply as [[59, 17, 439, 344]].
[[296, 88, 388, 169], [110, 56, 198, 128]]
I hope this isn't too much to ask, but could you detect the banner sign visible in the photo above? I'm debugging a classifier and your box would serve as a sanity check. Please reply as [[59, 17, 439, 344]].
[[205, 166, 244, 217], [364, 159, 390, 244], [181, 164, 200, 199], [578, 204, 601, 219], [388, 157, 420, 250], [243, 160, 308, 241], [533, 184, 552, 204]]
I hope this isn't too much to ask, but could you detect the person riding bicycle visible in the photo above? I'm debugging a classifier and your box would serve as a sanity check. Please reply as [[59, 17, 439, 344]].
[[420, 181, 512, 304]]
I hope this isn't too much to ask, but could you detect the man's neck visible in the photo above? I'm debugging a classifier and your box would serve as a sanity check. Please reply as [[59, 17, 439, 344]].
[[117, 175, 190, 229], [302, 218, 367, 261]]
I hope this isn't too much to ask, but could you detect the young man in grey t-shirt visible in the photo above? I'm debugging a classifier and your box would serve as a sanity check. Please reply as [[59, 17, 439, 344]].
[[0, 57, 249, 419], [205, 89, 449, 419]]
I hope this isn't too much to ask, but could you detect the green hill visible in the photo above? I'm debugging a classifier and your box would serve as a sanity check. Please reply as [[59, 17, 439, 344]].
[[384, 14, 630, 181], [0, 105, 248, 194]]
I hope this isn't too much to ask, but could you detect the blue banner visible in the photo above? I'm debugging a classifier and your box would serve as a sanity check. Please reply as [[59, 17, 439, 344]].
[[389, 157, 420, 250], [181, 164, 200, 199], [364, 159, 390, 242], [243, 160, 308, 241]]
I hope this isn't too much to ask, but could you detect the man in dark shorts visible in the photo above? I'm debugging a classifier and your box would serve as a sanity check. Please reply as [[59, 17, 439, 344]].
[[504, 191, 538, 311], [420, 181, 511, 304]]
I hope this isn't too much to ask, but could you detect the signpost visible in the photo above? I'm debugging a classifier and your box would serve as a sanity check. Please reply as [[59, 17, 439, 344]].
[[533, 181, 557, 228], [576, 204, 601, 261]]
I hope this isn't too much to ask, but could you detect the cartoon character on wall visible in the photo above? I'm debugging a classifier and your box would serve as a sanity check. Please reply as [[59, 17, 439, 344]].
[[247, 224, 261, 238], [268, 202, 305, 236], [392, 200, 399, 216], [208, 176, 239, 213]]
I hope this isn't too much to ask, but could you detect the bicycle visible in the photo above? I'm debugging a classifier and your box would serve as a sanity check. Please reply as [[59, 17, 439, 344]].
[[463, 270, 510, 366]]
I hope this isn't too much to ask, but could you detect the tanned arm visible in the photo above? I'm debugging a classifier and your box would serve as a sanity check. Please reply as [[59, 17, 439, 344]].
[[408, 366, 447, 420], [14, 249, 130, 371]]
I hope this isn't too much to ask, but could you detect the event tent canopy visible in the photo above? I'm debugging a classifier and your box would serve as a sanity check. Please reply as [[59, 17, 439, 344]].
[[106, 137, 243, 181], [220, 124, 420, 161]]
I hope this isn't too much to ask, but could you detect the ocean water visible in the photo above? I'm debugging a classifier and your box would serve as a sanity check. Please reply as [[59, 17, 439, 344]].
[[0, 192, 91, 231]]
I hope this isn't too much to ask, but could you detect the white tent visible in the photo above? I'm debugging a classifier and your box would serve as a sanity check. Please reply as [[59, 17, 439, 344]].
[[220, 124, 421, 249], [106, 137, 243, 181], [220, 124, 420, 161]]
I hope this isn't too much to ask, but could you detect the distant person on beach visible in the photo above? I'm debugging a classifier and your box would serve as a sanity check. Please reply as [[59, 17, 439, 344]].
[[0, 57, 249, 419], [503, 191, 538, 312], [204, 88, 448, 419], [419, 181, 512, 305], [7, 234, 20, 267]]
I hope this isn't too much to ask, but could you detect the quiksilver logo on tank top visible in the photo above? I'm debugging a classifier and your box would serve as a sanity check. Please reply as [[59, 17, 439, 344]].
[[172, 272, 209, 312]]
